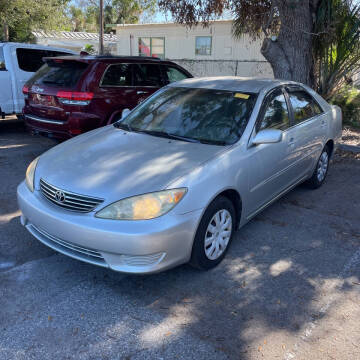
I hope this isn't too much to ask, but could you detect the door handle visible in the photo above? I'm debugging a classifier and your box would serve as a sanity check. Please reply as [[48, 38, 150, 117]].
[[321, 119, 326, 127], [137, 91, 148, 95], [288, 137, 295, 147]]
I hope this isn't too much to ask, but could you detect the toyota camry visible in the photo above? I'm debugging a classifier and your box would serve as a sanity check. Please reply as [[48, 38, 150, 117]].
[[17, 77, 342, 274]]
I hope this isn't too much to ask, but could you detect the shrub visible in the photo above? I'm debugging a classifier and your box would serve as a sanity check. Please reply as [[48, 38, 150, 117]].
[[330, 86, 360, 128]]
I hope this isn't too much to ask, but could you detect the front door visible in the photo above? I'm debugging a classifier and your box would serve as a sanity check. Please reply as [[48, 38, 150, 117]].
[[246, 88, 294, 217]]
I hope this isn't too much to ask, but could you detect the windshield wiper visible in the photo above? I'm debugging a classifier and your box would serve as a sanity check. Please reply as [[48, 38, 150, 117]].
[[134, 129, 200, 143], [114, 122, 132, 131]]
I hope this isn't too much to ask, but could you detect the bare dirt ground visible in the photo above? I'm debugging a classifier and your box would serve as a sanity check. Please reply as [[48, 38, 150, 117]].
[[342, 127, 360, 147]]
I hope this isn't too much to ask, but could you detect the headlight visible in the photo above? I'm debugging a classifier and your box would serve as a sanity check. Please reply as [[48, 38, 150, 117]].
[[95, 188, 187, 220], [25, 157, 39, 192]]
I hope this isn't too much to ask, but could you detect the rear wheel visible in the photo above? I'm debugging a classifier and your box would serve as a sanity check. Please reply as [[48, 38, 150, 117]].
[[305, 145, 330, 189], [190, 196, 235, 270]]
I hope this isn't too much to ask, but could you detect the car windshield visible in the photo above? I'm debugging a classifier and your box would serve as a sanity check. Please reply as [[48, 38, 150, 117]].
[[115, 87, 257, 145]]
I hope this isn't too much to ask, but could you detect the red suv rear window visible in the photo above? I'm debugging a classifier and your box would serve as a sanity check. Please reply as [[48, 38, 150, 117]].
[[26, 60, 89, 89]]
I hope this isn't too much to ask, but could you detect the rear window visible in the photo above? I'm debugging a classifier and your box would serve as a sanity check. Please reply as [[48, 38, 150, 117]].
[[26, 60, 89, 89], [16, 48, 72, 73], [288, 90, 323, 125]]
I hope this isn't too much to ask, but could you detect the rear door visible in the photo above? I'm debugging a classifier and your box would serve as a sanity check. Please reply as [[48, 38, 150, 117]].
[[97, 63, 138, 123], [0, 46, 14, 114], [132, 63, 164, 104], [285, 86, 326, 177], [14, 47, 73, 113]]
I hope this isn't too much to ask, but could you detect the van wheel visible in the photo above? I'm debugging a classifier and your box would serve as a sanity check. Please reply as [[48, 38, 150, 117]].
[[305, 145, 330, 189], [190, 196, 235, 270]]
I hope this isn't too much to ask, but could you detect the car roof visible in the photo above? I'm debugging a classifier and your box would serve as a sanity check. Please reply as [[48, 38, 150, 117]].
[[0, 42, 75, 53], [43, 55, 172, 64], [169, 76, 301, 93]]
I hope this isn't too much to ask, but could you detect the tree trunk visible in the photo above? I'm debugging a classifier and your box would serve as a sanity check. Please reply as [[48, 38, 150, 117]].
[[3, 22, 9, 42], [261, 0, 318, 86]]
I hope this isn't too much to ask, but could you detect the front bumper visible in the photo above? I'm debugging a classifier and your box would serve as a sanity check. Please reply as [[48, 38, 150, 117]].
[[17, 181, 202, 274]]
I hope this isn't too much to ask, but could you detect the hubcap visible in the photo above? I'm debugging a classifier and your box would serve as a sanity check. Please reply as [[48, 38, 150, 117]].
[[317, 151, 329, 182], [204, 209, 232, 260]]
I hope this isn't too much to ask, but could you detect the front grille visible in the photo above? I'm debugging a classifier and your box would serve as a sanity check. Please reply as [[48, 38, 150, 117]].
[[27, 224, 107, 267], [40, 178, 104, 212]]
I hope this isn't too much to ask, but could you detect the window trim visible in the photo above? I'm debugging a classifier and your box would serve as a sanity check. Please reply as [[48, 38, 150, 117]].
[[138, 37, 165, 59], [99, 62, 165, 88], [195, 36, 212, 56]]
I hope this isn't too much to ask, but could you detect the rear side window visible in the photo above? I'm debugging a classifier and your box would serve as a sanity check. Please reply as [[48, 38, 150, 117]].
[[101, 64, 132, 86], [16, 48, 71, 73], [26, 60, 89, 88], [288, 90, 323, 125], [163, 65, 189, 83], [133, 64, 163, 87], [0, 47, 5, 70], [258, 89, 290, 131]]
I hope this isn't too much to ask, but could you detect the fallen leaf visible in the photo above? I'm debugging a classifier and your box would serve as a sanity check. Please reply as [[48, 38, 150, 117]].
[[264, 340, 267, 345], [282, 344, 286, 350], [48, 315, 53, 321], [277, 299, 281, 304], [258, 346, 262, 352], [165, 331, 172, 337]]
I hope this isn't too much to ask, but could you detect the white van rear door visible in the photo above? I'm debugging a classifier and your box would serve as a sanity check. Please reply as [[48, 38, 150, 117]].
[[0, 46, 14, 114]]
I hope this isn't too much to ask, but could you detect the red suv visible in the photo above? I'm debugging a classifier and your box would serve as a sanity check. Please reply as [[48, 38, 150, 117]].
[[23, 56, 192, 140]]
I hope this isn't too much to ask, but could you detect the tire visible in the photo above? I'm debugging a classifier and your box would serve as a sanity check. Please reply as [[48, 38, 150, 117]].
[[190, 196, 235, 270], [305, 145, 330, 189]]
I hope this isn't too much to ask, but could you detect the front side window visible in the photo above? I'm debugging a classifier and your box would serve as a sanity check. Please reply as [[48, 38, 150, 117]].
[[133, 64, 162, 87], [138, 37, 165, 59], [117, 87, 257, 145], [259, 89, 290, 131], [163, 65, 189, 83], [16, 48, 71, 73], [288, 90, 323, 125], [101, 64, 132, 87], [195, 36, 212, 56]]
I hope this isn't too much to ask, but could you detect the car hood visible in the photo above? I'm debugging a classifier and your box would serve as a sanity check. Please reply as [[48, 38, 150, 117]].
[[36, 126, 226, 203]]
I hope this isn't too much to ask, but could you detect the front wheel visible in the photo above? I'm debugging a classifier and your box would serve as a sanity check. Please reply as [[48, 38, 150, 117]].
[[190, 196, 235, 270], [305, 145, 330, 189]]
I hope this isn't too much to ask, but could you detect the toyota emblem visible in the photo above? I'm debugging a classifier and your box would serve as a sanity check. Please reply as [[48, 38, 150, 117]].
[[55, 190, 66, 203]]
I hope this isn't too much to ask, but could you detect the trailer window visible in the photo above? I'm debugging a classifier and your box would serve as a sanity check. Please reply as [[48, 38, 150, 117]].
[[0, 47, 5, 70]]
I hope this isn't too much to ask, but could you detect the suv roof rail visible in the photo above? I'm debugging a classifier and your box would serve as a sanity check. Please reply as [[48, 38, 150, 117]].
[[94, 55, 161, 61]]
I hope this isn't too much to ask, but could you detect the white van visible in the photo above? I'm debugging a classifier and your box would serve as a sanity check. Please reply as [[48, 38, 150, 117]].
[[0, 42, 76, 117]]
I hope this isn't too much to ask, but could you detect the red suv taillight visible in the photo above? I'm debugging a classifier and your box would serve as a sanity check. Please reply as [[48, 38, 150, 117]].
[[56, 91, 94, 106], [22, 85, 29, 99]]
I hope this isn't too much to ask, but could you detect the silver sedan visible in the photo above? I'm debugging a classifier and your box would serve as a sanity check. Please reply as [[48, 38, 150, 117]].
[[17, 77, 342, 274]]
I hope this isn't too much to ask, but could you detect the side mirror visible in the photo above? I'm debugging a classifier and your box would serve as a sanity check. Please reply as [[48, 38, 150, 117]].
[[252, 129, 283, 145], [122, 108, 131, 119]]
